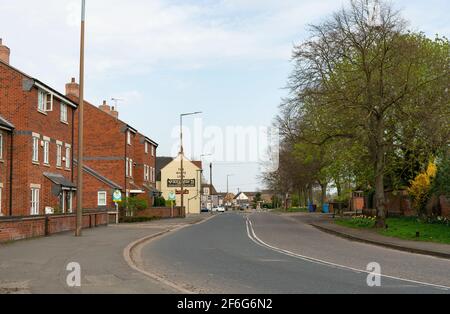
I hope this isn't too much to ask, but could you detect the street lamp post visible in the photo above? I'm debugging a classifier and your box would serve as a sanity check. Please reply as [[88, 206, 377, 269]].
[[180, 112, 202, 217], [76, 0, 86, 237]]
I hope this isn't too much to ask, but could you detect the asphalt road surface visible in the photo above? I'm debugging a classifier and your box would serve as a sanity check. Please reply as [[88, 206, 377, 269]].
[[141, 212, 450, 294]]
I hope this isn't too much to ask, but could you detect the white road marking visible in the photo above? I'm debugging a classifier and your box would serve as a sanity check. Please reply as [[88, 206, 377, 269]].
[[246, 216, 450, 291]]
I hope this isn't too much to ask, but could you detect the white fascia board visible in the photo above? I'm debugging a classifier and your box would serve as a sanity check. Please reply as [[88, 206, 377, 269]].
[[34, 82, 78, 109]]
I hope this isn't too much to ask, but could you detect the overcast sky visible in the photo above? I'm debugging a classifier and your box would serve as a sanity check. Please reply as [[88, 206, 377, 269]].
[[1, 0, 449, 193]]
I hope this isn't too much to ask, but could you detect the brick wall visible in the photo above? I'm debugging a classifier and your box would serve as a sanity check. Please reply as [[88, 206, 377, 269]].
[[135, 207, 184, 219], [0, 61, 77, 216], [440, 196, 450, 218], [0, 210, 108, 243], [0, 130, 12, 216]]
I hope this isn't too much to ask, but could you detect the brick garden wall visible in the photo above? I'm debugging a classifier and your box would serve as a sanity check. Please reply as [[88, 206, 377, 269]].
[[135, 207, 184, 219], [0, 210, 108, 243], [440, 196, 450, 218]]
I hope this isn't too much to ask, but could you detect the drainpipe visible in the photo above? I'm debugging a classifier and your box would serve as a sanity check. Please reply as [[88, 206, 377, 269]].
[[124, 129, 128, 213], [71, 107, 75, 182], [9, 131, 13, 216]]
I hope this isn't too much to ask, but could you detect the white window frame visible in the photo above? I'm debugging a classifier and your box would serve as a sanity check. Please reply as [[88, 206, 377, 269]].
[[38, 90, 53, 113], [56, 142, 62, 167], [0, 133, 3, 160], [129, 158, 133, 178], [126, 157, 129, 177], [65, 144, 71, 169], [68, 192, 73, 213], [60, 102, 68, 123], [152, 167, 155, 183], [32, 134, 40, 163], [61, 191, 66, 214], [97, 191, 107, 206], [31, 188, 40, 215], [127, 131, 131, 145], [145, 142, 148, 154], [151, 145, 154, 157], [0, 186, 2, 216], [43, 138, 50, 165]]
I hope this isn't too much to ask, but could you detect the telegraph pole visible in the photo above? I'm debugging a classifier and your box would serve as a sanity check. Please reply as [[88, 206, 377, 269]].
[[76, 0, 86, 237]]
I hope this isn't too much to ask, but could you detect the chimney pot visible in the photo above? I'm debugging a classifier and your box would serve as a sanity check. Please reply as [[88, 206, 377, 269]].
[[71, 77, 76, 83]]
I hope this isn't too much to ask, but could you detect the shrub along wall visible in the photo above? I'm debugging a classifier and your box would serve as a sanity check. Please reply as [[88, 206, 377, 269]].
[[0, 210, 108, 243]]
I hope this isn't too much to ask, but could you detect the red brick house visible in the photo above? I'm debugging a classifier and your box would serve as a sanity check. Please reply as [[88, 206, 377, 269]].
[[0, 116, 14, 216], [0, 40, 78, 216], [66, 79, 158, 211]]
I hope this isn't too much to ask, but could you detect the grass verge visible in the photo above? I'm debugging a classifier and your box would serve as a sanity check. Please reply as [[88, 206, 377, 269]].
[[336, 216, 450, 244]]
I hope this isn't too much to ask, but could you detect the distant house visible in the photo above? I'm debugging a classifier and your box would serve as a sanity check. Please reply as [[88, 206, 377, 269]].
[[156, 154, 203, 214]]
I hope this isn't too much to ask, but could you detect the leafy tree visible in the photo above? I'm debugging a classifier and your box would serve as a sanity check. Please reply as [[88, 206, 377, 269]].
[[285, 0, 449, 227]]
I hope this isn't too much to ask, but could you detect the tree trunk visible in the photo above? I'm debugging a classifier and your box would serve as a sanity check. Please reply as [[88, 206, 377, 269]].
[[374, 120, 386, 228], [319, 182, 328, 207]]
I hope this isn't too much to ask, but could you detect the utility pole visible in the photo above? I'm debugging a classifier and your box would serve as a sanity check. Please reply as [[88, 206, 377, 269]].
[[76, 0, 86, 237]]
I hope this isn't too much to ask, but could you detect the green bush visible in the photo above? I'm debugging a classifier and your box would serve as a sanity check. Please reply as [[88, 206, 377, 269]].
[[154, 196, 167, 207], [120, 197, 148, 211], [431, 155, 450, 198], [165, 200, 175, 207]]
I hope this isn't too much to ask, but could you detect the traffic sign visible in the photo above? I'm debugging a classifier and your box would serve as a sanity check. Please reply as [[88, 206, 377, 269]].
[[168, 192, 176, 201], [113, 190, 122, 203]]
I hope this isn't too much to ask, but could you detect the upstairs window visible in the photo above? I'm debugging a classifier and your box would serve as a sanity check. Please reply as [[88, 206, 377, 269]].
[[60, 103, 68, 123], [56, 142, 62, 167], [127, 131, 131, 145], [145, 142, 148, 154], [32, 135, 40, 162], [43, 139, 50, 165], [38, 90, 53, 113], [151, 145, 154, 157], [65, 145, 71, 169], [129, 158, 133, 178]]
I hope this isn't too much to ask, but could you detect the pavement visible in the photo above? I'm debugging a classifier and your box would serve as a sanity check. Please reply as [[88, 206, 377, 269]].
[[0, 214, 210, 294], [139, 212, 450, 294], [304, 214, 450, 259]]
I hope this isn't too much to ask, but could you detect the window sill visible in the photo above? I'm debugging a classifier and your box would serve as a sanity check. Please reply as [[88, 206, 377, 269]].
[[65, 168, 71, 172], [32, 161, 40, 166], [37, 110, 48, 116], [56, 166, 63, 170], [60, 120, 69, 125], [0, 159, 4, 163], [43, 163, 50, 167]]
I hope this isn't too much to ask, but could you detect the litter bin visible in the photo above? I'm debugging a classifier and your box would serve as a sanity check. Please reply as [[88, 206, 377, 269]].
[[308, 202, 315, 213], [322, 203, 330, 213]]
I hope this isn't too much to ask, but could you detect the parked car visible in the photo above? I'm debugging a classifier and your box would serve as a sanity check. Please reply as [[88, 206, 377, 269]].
[[212, 206, 226, 213], [201, 208, 210, 213]]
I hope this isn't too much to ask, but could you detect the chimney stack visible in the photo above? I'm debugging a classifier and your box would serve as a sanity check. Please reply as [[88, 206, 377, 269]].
[[65, 77, 80, 98], [0, 39, 11, 65], [99, 100, 119, 119]]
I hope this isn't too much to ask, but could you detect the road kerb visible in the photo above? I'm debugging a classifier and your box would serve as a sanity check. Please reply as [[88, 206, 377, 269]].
[[311, 223, 450, 260], [123, 214, 217, 294]]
